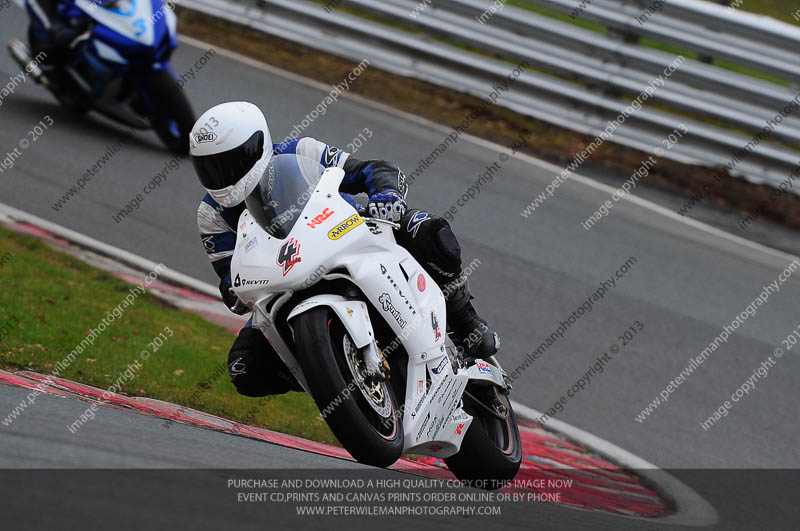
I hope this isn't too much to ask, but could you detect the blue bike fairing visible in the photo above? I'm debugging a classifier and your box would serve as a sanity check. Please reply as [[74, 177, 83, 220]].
[[91, 24, 173, 65], [60, 1, 91, 20], [89, 2, 176, 65], [28, 0, 177, 67], [104, 0, 136, 16]]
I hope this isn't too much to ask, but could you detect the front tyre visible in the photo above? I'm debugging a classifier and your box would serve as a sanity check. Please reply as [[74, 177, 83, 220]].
[[142, 69, 195, 155], [293, 308, 404, 468], [444, 388, 522, 489]]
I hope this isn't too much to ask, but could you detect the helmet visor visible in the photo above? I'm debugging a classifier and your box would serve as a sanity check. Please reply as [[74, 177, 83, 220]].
[[192, 130, 265, 192]]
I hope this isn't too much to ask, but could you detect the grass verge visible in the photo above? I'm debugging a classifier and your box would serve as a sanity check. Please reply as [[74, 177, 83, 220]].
[[175, 7, 800, 232], [0, 227, 337, 445]]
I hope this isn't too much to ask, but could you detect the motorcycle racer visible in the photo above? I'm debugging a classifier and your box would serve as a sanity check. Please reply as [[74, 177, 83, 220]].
[[191, 102, 499, 397], [23, 0, 86, 88], [25, 1, 81, 60]]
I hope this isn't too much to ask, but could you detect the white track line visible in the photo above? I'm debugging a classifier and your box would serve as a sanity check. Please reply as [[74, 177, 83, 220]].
[[0, 202, 219, 299], [179, 35, 798, 268], [512, 402, 659, 470]]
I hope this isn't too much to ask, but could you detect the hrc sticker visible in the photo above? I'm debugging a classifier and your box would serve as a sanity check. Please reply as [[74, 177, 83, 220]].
[[307, 208, 334, 229]]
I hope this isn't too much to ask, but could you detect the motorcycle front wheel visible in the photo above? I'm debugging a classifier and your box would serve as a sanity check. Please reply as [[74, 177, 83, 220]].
[[142, 69, 195, 155], [293, 307, 404, 468]]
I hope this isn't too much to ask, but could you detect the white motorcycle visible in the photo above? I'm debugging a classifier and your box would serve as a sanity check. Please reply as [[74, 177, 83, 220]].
[[231, 154, 521, 485]]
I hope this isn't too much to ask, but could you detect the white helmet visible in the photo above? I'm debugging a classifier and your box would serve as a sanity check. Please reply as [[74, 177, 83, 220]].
[[189, 101, 272, 207]]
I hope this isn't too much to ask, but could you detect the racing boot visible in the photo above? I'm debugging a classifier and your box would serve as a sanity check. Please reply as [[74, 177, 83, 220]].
[[8, 39, 49, 87], [444, 274, 500, 361]]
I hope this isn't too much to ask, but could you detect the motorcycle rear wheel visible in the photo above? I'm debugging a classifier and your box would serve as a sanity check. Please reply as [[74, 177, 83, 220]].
[[293, 307, 404, 468], [444, 388, 522, 489]]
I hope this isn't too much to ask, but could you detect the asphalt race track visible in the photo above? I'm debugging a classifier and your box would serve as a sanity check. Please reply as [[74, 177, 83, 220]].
[[1, 6, 799, 530]]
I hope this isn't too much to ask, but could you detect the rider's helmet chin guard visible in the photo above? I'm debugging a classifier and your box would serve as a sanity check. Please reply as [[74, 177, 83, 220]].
[[189, 101, 272, 207]]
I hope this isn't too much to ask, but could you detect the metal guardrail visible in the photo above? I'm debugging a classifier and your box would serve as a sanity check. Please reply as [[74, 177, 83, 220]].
[[437, 0, 799, 125], [182, 0, 800, 193], [534, 0, 800, 80]]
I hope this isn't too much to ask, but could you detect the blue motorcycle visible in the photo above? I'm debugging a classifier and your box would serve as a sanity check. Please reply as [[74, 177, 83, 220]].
[[8, 0, 194, 154]]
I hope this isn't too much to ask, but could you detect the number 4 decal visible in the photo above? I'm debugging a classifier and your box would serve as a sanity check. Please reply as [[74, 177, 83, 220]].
[[277, 238, 302, 276]]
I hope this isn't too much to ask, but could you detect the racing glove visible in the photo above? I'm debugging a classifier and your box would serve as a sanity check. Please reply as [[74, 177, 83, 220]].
[[367, 190, 406, 222], [219, 277, 250, 315]]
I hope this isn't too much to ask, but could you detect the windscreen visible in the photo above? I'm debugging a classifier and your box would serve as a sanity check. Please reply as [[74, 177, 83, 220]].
[[244, 154, 326, 239]]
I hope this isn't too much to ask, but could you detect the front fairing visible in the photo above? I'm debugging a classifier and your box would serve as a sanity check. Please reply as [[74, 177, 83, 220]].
[[231, 166, 447, 357], [232, 168, 368, 295], [72, 0, 178, 68]]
